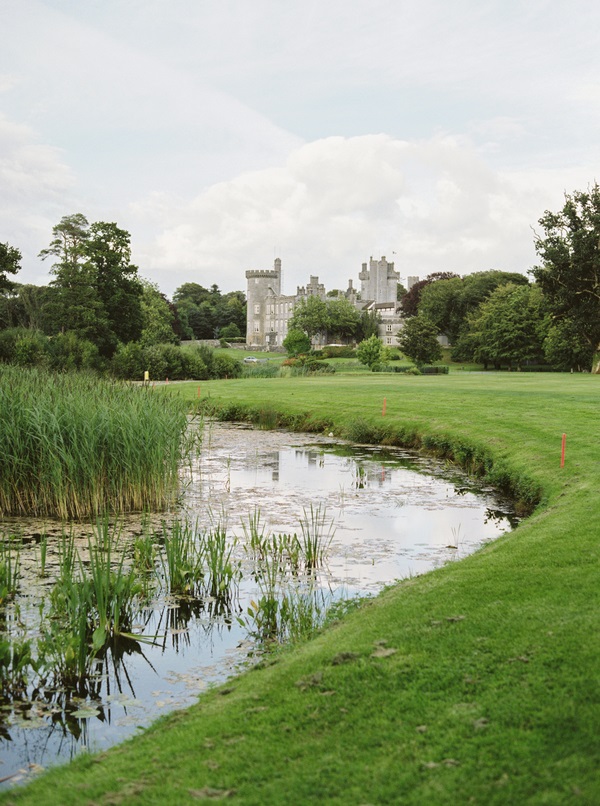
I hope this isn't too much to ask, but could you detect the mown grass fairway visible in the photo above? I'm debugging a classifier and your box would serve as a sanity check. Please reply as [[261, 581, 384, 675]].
[[3, 372, 599, 805]]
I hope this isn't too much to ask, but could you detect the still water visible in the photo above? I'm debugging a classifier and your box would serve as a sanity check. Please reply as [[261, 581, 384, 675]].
[[0, 421, 518, 787]]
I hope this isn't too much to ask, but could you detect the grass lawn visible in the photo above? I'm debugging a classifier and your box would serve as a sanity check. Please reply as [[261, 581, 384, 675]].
[[3, 372, 599, 805]]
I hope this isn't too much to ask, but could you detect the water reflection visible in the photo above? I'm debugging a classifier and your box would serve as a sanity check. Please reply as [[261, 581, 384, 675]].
[[0, 421, 518, 787]]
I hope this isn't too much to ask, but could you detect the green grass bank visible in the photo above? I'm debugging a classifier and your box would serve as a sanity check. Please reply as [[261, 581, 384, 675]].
[[3, 372, 599, 805]]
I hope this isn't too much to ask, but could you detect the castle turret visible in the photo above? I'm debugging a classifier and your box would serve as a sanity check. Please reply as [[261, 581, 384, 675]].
[[359, 256, 399, 304], [245, 258, 282, 346]]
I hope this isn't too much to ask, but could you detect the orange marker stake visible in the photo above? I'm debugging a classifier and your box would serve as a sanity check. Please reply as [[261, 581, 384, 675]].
[[382, 397, 387, 416], [561, 433, 566, 468], [197, 386, 201, 398]]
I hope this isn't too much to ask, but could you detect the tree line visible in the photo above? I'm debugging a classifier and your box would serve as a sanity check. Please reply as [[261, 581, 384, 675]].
[[362, 184, 600, 372], [0, 214, 247, 379], [2, 184, 600, 375]]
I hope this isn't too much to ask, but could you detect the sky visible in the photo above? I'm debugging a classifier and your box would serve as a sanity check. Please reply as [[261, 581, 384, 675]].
[[1, 1, 599, 297]]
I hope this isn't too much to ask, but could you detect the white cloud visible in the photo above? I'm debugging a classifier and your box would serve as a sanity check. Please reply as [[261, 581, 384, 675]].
[[0, 114, 76, 282], [133, 134, 555, 295], [2, 1, 600, 296]]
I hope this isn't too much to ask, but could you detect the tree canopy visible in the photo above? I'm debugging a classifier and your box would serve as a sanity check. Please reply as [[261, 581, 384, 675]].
[[419, 270, 530, 344], [173, 282, 246, 340], [397, 316, 442, 365], [531, 183, 600, 371], [0, 242, 22, 293], [461, 283, 548, 370], [39, 214, 143, 357], [289, 296, 360, 343]]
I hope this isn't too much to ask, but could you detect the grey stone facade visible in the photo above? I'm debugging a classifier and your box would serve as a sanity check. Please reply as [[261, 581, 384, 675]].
[[246, 256, 407, 349]]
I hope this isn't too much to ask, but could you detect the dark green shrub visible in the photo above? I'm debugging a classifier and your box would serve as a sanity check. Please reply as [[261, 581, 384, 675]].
[[111, 342, 146, 380], [47, 332, 103, 373], [321, 345, 355, 358], [213, 352, 243, 379]]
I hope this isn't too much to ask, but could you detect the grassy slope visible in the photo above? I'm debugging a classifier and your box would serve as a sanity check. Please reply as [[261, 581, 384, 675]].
[[3, 373, 599, 805]]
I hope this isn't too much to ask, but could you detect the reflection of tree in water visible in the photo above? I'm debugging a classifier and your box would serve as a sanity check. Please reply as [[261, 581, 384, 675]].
[[484, 507, 520, 530], [0, 632, 155, 768], [153, 594, 240, 653]]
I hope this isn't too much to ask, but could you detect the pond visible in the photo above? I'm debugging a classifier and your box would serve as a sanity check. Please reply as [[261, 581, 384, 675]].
[[0, 421, 518, 788]]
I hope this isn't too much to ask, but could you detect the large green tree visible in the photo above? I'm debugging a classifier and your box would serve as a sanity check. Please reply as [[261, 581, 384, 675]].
[[463, 284, 548, 370], [139, 280, 179, 346], [400, 272, 459, 318], [531, 184, 600, 372], [85, 221, 143, 346], [289, 296, 360, 343], [0, 241, 21, 293], [419, 271, 530, 344], [397, 316, 442, 365], [39, 214, 143, 357], [288, 296, 330, 340], [173, 283, 246, 339]]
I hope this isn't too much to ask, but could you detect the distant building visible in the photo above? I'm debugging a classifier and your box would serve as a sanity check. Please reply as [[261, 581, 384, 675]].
[[406, 275, 420, 290], [246, 256, 405, 349]]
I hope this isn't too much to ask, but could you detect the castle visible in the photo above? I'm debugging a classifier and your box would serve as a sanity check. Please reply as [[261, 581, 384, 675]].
[[245, 256, 406, 349]]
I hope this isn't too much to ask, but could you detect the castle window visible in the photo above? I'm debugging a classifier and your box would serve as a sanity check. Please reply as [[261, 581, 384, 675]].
[[254, 304, 260, 315], [386, 324, 393, 332], [254, 323, 260, 333]]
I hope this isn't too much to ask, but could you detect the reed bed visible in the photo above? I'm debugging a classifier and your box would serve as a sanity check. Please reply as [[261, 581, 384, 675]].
[[0, 366, 190, 518]]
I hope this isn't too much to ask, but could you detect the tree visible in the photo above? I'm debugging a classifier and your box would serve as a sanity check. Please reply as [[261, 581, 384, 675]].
[[397, 316, 442, 365], [219, 322, 242, 340], [0, 242, 21, 293], [289, 296, 360, 343], [139, 280, 179, 346], [283, 328, 311, 357], [531, 183, 600, 372], [419, 271, 530, 344], [39, 214, 143, 357], [543, 318, 594, 372], [86, 222, 143, 347], [357, 309, 380, 341], [464, 284, 548, 370], [326, 297, 360, 342], [40, 214, 111, 350], [400, 272, 459, 318], [356, 335, 385, 370], [173, 283, 246, 339], [288, 296, 330, 340]]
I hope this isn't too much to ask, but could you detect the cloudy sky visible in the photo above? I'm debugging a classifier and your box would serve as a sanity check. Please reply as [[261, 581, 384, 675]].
[[2, 1, 599, 297]]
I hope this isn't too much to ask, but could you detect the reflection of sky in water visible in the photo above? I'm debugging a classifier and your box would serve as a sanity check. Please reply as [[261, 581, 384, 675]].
[[1, 421, 517, 787], [182, 422, 517, 594]]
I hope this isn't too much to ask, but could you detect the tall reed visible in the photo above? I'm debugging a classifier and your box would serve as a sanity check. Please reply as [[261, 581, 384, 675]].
[[0, 366, 189, 518], [0, 538, 21, 605]]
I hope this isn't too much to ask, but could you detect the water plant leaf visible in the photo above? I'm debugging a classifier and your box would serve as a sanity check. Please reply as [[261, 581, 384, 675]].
[[70, 706, 101, 719]]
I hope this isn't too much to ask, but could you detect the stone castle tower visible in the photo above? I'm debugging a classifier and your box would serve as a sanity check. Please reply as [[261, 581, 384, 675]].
[[245, 258, 282, 345], [358, 256, 399, 303]]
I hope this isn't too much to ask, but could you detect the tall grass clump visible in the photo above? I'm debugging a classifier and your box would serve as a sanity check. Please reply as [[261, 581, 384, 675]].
[[0, 365, 190, 518], [0, 538, 20, 605]]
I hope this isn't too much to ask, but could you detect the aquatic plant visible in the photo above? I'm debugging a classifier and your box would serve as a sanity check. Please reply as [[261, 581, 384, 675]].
[[299, 504, 334, 570], [85, 520, 143, 650], [203, 525, 240, 601], [0, 538, 20, 605], [0, 365, 190, 518], [160, 519, 204, 596]]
